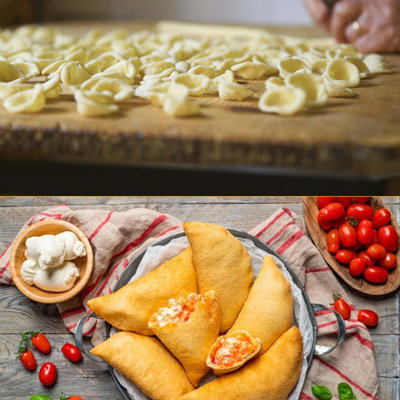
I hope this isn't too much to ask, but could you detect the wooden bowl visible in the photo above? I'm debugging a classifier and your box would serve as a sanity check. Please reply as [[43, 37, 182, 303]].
[[10, 220, 93, 304], [303, 197, 400, 296]]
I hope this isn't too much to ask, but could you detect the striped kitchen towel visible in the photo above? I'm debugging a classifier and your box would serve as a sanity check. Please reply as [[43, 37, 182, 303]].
[[0, 206, 379, 400]]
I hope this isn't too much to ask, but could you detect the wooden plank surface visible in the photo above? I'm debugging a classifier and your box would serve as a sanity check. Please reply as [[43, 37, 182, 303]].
[[0, 197, 398, 400], [0, 23, 399, 176]]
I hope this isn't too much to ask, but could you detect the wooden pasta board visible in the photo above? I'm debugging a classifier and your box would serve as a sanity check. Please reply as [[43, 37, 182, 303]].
[[0, 21, 400, 176]]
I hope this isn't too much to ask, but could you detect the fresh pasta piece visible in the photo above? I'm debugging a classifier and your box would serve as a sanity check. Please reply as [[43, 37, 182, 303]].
[[231, 61, 276, 80], [81, 76, 133, 103], [141, 61, 175, 76], [311, 59, 329, 75], [207, 331, 261, 375], [217, 81, 254, 101], [104, 60, 139, 79], [286, 72, 328, 107], [188, 65, 218, 79], [61, 62, 92, 85], [73, 89, 119, 117], [259, 87, 306, 116], [11, 62, 40, 79], [363, 54, 391, 74], [42, 60, 67, 76], [3, 84, 45, 113], [87, 248, 198, 335], [0, 60, 25, 82], [149, 291, 220, 386], [265, 76, 285, 91], [228, 255, 294, 355], [93, 71, 134, 85], [324, 59, 360, 88], [323, 77, 355, 97], [0, 82, 33, 101], [91, 332, 194, 400], [42, 74, 62, 99], [173, 73, 211, 96], [345, 56, 370, 79], [163, 96, 201, 118], [181, 327, 303, 400], [184, 222, 253, 333], [278, 57, 311, 78]]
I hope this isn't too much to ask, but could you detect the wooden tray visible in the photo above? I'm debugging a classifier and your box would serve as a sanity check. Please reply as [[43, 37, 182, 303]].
[[303, 197, 400, 296]]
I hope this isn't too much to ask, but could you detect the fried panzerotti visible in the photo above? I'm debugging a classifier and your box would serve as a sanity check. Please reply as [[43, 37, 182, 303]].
[[91, 332, 194, 400], [206, 330, 261, 375], [87, 247, 198, 335], [228, 255, 294, 355], [183, 222, 253, 333], [149, 291, 221, 387], [181, 326, 303, 400]]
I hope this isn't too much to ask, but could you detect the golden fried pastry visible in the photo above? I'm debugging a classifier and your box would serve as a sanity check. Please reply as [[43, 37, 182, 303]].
[[180, 326, 303, 400], [183, 222, 253, 333], [228, 255, 293, 355], [87, 248, 198, 335], [91, 332, 194, 400], [206, 330, 261, 375], [149, 291, 220, 387]]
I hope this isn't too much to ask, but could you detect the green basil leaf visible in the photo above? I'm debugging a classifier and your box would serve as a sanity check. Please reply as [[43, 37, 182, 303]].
[[30, 395, 53, 400], [338, 383, 357, 400], [312, 385, 333, 399]]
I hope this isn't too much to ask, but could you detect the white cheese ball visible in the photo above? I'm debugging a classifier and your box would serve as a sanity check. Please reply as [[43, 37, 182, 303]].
[[21, 259, 38, 285], [56, 231, 87, 260]]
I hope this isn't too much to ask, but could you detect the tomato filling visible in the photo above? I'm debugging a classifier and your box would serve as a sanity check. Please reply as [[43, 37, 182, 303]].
[[154, 293, 204, 327], [210, 332, 257, 368]]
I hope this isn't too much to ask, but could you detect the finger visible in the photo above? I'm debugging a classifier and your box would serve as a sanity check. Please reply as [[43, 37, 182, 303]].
[[344, 21, 365, 43], [305, 0, 331, 29], [331, 0, 363, 43], [354, 33, 387, 53]]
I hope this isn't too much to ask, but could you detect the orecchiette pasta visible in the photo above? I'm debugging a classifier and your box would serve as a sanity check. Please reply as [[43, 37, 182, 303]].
[[173, 73, 211, 95], [259, 87, 306, 116], [73, 89, 119, 117], [286, 72, 328, 107], [0, 60, 25, 82], [324, 59, 360, 88], [218, 81, 254, 101], [4, 84, 45, 113]]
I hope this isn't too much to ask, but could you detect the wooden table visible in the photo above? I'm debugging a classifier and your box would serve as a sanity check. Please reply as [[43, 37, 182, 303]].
[[1, 22, 400, 195], [0, 197, 398, 399]]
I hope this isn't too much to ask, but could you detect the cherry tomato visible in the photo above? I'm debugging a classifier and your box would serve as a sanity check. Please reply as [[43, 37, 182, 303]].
[[353, 197, 370, 203], [31, 333, 51, 354], [39, 362, 57, 386], [336, 197, 353, 208], [352, 240, 363, 251], [366, 229, 379, 246], [357, 220, 373, 245], [339, 223, 357, 248], [318, 212, 332, 230], [347, 204, 374, 222], [367, 244, 387, 260], [59, 394, 84, 400], [19, 349, 36, 371], [359, 251, 374, 268], [62, 343, 82, 363], [327, 229, 340, 253], [364, 266, 389, 284], [378, 225, 399, 252], [372, 208, 391, 229], [317, 197, 337, 209], [349, 257, 367, 277], [332, 215, 346, 229], [319, 203, 345, 222], [378, 253, 397, 270], [358, 309, 379, 327], [336, 249, 357, 264], [333, 294, 351, 320]]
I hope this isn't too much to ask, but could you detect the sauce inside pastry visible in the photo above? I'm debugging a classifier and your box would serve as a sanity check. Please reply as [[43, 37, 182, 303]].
[[152, 293, 206, 327], [207, 331, 261, 374]]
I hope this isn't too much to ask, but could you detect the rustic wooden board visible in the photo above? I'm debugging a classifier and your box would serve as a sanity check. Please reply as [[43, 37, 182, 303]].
[[0, 197, 398, 400], [303, 197, 400, 295], [0, 23, 399, 176]]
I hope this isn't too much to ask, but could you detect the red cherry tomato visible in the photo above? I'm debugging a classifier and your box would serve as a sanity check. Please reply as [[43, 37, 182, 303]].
[[332, 215, 346, 229], [359, 251, 374, 268], [318, 212, 332, 231], [378, 225, 399, 252], [358, 309, 379, 327], [366, 229, 379, 246], [327, 229, 340, 253], [356, 220, 373, 245], [364, 266, 389, 284], [59, 395, 84, 400], [353, 197, 370, 203], [349, 257, 367, 277], [39, 362, 57, 386], [319, 203, 345, 222], [378, 253, 397, 270], [372, 208, 391, 229], [62, 343, 82, 363], [19, 349, 36, 371], [31, 333, 51, 354], [352, 240, 363, 251], [336, 197, 353, 208], [336, 249, 358, 264], [347, 204, 374, 222], [339, 222, 357, 248], [333, 294, 351, 320], [367, 244, 387, 260], [317, 197, 337, 209]]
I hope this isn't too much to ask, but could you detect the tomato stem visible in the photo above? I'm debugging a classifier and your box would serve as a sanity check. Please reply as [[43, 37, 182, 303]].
[[16, 330, 41, 357], [332, 293, 342, 301], [345, 216, 359, 227]]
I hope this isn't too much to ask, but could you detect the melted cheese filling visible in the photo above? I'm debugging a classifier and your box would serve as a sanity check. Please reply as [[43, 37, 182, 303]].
[[211, 332, 256, 368], [155, 293, 204, 327]]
